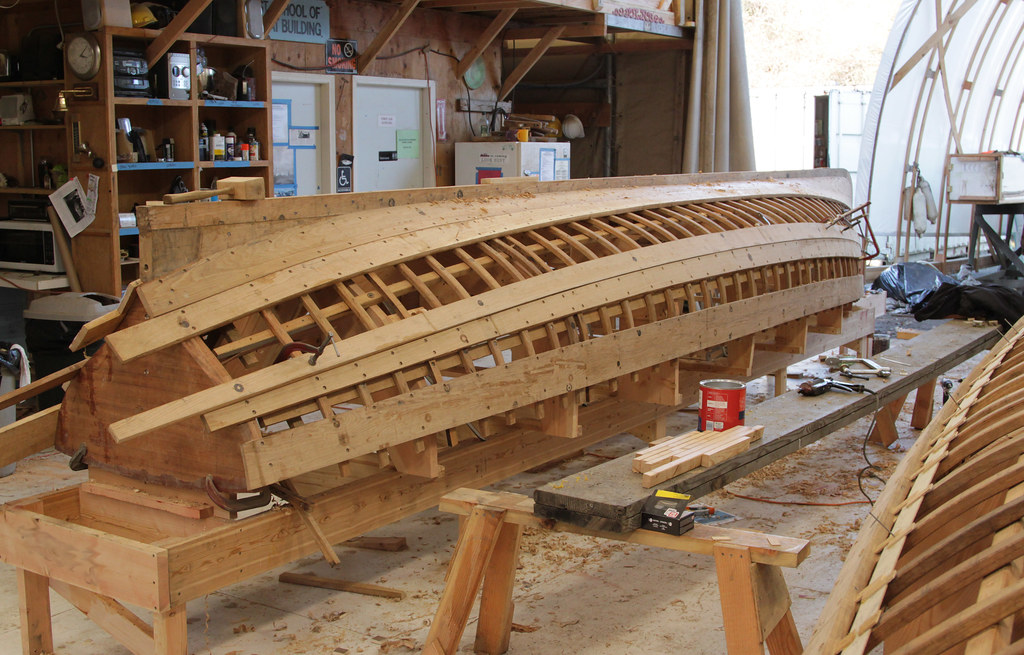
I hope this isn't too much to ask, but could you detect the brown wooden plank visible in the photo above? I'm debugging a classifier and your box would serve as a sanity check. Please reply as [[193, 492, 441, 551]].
[[145, 0, 214, 67], [0, 406, 59, 469], [279, 571, 406, 599]]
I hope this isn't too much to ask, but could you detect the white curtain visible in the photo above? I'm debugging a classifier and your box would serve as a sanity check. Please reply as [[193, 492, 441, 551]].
[[682, 0, 756, 173]]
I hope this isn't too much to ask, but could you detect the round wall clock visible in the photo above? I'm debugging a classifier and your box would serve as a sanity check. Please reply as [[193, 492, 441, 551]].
[[66, 33, 102, 80]]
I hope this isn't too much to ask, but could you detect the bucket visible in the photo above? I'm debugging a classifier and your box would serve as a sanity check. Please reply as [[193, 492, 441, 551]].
[[698, 379, 746, 431]]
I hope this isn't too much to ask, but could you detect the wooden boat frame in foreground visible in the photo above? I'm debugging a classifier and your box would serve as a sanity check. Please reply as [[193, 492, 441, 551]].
[[806, 315, 1024, 654]]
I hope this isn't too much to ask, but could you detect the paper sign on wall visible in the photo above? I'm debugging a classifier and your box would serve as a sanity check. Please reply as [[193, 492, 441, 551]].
[[397, 130, 419, 159], [378, 114, 396, 127]]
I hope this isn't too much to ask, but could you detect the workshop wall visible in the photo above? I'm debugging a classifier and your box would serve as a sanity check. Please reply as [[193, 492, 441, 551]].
[[269, 0, 502, 187]]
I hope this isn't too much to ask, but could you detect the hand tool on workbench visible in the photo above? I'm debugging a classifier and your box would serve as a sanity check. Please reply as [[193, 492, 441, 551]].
[[821, 355, 892, 378], [797, 377, 866, 396], [162, 176, 265, 204]]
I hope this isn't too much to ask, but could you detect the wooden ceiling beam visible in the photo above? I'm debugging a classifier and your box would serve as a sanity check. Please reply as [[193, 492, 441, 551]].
[[498, 25, 565, 100], [421, 0, 535, 8], [357, 0, 422, 74], [145, 0, 213, 67], [504, 36, 693, 56], [504, 20, 605, 40], [262, 0, 291, 34], [457, 8, 518, 77]]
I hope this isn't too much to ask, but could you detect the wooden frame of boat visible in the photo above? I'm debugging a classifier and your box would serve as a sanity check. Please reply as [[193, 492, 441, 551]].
[[805, 316, 1024, 655], [0, 169, 881, 654]]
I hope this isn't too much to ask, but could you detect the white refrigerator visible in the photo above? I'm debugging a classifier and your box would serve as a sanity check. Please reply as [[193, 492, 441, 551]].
[[455, 141, 571, 185]]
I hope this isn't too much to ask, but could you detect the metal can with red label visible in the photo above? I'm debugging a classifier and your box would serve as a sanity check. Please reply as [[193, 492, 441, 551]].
[[698, 379, 746, 431]]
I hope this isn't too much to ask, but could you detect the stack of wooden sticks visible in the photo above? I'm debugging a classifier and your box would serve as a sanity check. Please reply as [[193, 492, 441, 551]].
[[633, 425, 764, 488]]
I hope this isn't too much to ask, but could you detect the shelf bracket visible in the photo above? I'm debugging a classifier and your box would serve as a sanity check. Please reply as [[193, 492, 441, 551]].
[[457, 8, 517, 78], [146, 0, 215, 68], [356, 0, 422, 74], [498, 25, 565, 101]]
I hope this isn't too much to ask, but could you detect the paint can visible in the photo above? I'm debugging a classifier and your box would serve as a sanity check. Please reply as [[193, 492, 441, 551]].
[[698, 379, 746, 431]]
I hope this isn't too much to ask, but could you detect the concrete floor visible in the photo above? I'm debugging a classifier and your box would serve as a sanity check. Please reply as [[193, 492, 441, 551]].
[[0, 352, 981, 655]]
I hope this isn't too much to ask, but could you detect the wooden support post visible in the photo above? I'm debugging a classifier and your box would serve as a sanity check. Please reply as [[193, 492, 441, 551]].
[[153, 605, 187, 655], [713, 543, 801, 655], [772, 368, 787, 397], [262, 0, 290, 33], [539, 393, 581, 439], [17, 569, 52, 655], [387, 436, 442, 477], [474, 522, 523, 654], [616, 361, 681, 407], [423, 505, 507, 654], [911, 377, 937, 429], [869, 393, 909, 447], [631, 415, 667, 443]]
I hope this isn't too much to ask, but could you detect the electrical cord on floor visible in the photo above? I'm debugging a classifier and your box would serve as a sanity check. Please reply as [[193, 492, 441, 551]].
[[857, 387, 895, 536], [723, 490, 869, 507]]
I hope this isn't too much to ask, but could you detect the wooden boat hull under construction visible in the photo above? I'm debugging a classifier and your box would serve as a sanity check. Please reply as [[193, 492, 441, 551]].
[[26, 170, 865, 498], [806, 314, 1024, 654]]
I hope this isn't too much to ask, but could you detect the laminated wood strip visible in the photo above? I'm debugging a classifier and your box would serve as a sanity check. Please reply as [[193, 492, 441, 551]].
[[299, 295, 335, 338], [922, 431, 1024, 518], [872, 530, 1024, 648], [334, 283, 378, 330], [500, 235, 550, 274], [886, 492, 1024, 601], [669, 205, 726, 232], [654, 207, 710, 235], [636, 210, 692, 239], [525, 230, 576, 267], [367, 272, 413, 319], [605, 214, 662, 244], [425, 255, 472, 300], [454, 248, 501, 291], [397, 263, 443, 308], [476, 242, 526, 282], [885, 577, 1024, 655], [548, 225, 600, 260], [573, 221, 630, 253], [588, 217, 643, 250], [259, 309, 292, 346]]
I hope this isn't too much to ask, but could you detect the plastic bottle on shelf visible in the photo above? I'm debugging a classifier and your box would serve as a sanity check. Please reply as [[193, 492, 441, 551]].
[[198, 122, 209, 161], [246, 127, 260, 161], [212, 131, 225, 161], [226, 127, 236, 160]]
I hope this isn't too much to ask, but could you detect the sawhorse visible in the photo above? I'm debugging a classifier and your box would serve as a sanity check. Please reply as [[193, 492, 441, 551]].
[[423, 488, 810, 655]]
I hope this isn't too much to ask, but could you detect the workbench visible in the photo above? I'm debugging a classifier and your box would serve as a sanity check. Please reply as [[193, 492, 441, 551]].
[[533, 319, 1000, 532]]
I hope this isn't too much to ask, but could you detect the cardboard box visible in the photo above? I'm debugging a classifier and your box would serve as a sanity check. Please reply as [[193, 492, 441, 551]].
[[641, 489, 695, 536]]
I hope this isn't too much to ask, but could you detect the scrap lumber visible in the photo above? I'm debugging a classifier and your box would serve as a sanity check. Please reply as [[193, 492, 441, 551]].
[[278, 572, 405, 600]]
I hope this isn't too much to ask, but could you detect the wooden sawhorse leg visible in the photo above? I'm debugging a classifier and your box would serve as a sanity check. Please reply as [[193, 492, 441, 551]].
[[16, 569, 188, 655], [869, 376, 939, 447], [714, 544, 802, 655], [423, 505, 523, 655], [17, 569, 52, 655], [424, 489, 809, 655]]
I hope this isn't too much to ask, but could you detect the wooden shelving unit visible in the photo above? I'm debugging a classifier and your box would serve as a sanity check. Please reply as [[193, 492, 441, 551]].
[[66, 26, 272, 295]]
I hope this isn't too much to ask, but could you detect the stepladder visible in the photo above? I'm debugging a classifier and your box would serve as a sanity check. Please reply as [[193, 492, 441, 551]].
[[423, 488, 810, 655]]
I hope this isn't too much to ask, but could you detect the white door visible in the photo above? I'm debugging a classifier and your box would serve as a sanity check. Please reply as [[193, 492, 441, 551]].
[[271, 72, 336, 196], [353, 76, 435, 192]]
